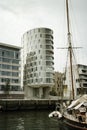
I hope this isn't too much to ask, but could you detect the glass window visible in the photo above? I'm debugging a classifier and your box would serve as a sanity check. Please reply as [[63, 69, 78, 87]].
[[35, 34, 37, 38], [39, 61, 40, 65], [15, 52, 19, 59], [40, 66, 42, 70], [12, 66, 19, 70], [46, 78, 51, 83], [1, 71, 12, 76], [38, 29, 40, 32], [2, 51, 4, 56], [38, 50, 40, 53], [40, 45, 42, 48], [12, 72, 18, 77], [40, 34, 42, 37], [2, 58, 12, 63], [36, 78, 38, 82], [12, 59, 19, 64], [0, 49, 2, 56], [38, 39, 40, 42]]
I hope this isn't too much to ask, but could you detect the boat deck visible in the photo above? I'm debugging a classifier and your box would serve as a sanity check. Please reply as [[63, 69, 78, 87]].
[[64, 112, 87, 123]]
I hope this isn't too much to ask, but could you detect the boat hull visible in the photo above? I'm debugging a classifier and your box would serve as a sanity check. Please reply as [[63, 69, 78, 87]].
[[63, 116, 87, 130]]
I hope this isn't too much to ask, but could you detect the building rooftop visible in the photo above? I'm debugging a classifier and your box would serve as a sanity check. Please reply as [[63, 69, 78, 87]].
[[0, 42, 21, 49]]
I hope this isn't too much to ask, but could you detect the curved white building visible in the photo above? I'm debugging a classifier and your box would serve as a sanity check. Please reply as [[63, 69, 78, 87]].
[[21, 28, 54, 98]]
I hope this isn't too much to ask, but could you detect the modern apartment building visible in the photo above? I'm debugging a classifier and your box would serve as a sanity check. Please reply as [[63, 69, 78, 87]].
[[76, 64, 87, 95], [65, 64, 87, 99], [21, 27, 54, 98], [0, 42, 21, 91]]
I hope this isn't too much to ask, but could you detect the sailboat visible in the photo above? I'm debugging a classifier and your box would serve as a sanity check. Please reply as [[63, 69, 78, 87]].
[[61, 0, 87, 129], [49, 0, 87, 129]]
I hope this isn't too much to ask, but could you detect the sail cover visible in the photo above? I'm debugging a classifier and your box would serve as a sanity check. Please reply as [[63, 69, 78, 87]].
[[68, 94, 87, 109]]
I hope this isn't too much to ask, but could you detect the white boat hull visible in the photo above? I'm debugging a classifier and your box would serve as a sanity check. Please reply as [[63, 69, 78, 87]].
[[49, 111, 62, 120]]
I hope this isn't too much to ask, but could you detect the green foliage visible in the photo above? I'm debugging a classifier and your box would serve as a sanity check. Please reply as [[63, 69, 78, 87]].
[[49, 88, 57, 96], [4, 79, 10, 92]]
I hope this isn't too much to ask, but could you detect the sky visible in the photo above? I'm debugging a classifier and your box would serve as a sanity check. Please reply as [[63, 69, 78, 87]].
[[0, 0, 87, 72]]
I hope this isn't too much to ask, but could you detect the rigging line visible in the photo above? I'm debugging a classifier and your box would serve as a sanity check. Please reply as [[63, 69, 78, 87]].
[[71, 49, 77, 89], [56, 47, 82, 49], [63, 49, 69, 86], [65, 49, 69, 73], [72, 50, 83, 95], [69, 0, 82, 48]]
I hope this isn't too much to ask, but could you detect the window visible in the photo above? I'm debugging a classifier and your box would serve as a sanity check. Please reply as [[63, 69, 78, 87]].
[[38, 39, 40, 42], [40, 34, 42, 37], [40, 45, 42, 48], [35, 34, 37, 38], [36, 78, 38, 82], [39, 61, 40, 65], [46, 78, 51, 83], [38, 29, 40, 32], [38, 50, 40, 53], [10, 51, 14, 58], [36, 67, 37, 71], [34, 73, 36, 77], [12, 60, 19, 64], [2, 71, 12, 76], [46, 78, 53, 83], [12, 66, 19, 70], [45, 28, 51, 33], [0, 50, 2, 56], [2, 64, 11, 69], [15, 52, 19, 59], [0, 57, 2, 61], [46, 61, 52, 66], [40, 55, 42, 59], [46, 72, 51, 77], [12, 79, 19, 83], [12, 72, 18, 77], [2, 51, 4, 56], [39, 72, 41, 76]]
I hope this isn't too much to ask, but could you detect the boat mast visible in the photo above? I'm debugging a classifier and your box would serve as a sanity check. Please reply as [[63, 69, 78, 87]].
[[66, 0, 75, 100]]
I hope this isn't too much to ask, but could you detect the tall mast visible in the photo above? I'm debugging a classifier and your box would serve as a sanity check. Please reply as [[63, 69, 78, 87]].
[[66, 0, 75, 99]]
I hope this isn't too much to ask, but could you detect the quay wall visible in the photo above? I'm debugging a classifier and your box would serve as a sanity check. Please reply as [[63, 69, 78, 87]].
[[0, 99, 67, 111], [0, 91, 24, 99]]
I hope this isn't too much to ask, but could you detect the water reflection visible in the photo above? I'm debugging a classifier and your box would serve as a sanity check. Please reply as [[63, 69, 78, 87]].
[[16, 118, 24, 130], [0, 110, 69, 130]]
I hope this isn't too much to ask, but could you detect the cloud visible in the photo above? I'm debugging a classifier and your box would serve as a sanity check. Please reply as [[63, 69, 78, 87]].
[[0, 3, 17, 15]]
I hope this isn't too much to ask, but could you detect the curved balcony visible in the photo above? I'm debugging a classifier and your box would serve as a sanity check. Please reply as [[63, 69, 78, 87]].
[[46, 45, 54, 50], [46, 61, 54, 66], [46, 56, 54, 61]]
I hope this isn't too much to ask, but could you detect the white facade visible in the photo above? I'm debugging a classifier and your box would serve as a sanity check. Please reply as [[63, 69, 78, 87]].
[[64, 64, 87, 99], [21, 28, 54, 98], [76, 64, 87, 95]]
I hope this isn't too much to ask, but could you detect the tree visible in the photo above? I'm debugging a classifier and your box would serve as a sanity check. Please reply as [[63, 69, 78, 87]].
[[5, 79, 10, 92], [49, 87, 57, 96]]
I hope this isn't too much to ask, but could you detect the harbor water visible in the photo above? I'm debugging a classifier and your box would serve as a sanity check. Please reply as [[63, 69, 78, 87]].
[[0, 110, 69, 130]]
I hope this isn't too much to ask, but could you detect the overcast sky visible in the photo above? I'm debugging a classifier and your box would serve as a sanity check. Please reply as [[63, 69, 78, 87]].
[[0, 0, 87, 72]]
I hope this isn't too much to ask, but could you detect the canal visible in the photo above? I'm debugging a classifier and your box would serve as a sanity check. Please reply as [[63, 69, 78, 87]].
[[0, 110, 69, 130]]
